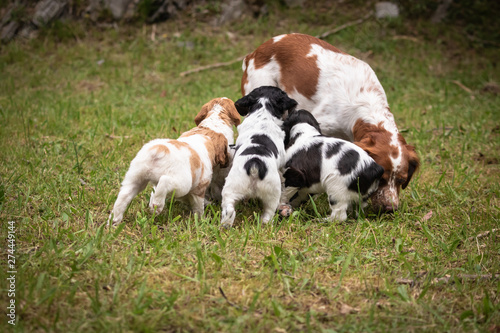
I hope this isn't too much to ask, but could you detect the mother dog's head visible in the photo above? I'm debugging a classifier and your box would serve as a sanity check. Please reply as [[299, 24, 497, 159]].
[[354, 119, 420, 212]]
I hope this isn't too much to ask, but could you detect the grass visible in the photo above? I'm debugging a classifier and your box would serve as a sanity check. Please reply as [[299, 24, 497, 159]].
[[1, 3, 499, 332]]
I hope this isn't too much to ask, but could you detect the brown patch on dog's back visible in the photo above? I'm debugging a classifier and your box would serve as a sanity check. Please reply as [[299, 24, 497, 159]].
[[182, 128, 230, 168], [167, 140, 189, 151], [149, 144, 170, 155], [243, 33, 346, 99], [149, 140, 208, 194], [187, 145, 202, 178], [241, 58, 250, 95]]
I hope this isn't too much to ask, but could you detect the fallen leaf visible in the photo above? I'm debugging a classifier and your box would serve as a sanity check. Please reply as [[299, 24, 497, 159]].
[[421, 210, 433, 222], [339, 302, 359, 315], [273, 328, 287, 333]]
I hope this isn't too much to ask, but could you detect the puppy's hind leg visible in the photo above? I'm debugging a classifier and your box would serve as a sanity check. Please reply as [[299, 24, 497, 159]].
[[149, 175, 186, 215], [188, 194, 206, 217], [109, 179, 148, 226], [260, 175, 281, 224], [261, 195, 280, 225], [149, 186, 156, 210]]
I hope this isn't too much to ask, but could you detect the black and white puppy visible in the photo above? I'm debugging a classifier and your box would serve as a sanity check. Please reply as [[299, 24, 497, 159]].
[[280, 110, 385, 221], [220, 86, 298, 228]]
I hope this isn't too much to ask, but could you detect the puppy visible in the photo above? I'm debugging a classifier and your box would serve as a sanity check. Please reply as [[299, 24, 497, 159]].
[[109, 97, 241, 225], [280, 110, 384, 221], [220, 86, 297, 228]]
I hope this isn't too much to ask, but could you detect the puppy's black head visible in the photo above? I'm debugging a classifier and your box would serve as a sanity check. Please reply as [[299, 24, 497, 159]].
[[283, 109, 321, 133], [235, 86, 297, 118], [283, 109, 322, 147], [349, 161, 385, 196]]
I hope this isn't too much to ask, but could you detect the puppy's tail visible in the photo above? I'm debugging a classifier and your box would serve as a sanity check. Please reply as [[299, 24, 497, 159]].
[[244, 157, 267, 180]]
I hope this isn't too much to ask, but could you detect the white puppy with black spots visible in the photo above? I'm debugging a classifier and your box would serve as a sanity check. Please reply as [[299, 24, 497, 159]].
[[280, 110, 385, 221], [220, 86, 297, 228]]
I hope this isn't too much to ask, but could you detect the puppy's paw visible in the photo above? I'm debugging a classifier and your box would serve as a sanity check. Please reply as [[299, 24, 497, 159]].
[[311, 217, 331, 224], [220, 221, 233, 229], [220, 210, 236, 229], [330, 209, 348, 222], [278, 203, 293, 217], [149, 203, 164, 215], [261, 218, 273, 225], [108, 213, 122, 227]]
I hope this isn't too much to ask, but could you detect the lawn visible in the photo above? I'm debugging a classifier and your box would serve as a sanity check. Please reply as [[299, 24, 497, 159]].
[[0, 2, 499, 332]]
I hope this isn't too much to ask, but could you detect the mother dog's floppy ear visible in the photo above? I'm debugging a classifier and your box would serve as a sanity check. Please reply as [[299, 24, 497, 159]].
[[402, 145, 420, 190], [234, 94, 256, 116]]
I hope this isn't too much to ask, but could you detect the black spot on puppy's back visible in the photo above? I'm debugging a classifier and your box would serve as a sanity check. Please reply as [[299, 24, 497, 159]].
[[338, 149, 359, 175], [240, 134, 278, 158], [252, 134, 278, 157], [325, 141, 344, 158], [240, 146, 270, 157], [284, 142, 323, 188]]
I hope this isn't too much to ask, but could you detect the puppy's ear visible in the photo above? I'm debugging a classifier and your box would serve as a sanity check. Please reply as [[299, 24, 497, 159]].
[[195, 101, 212, 125], [227, 103, 241, 126], [216, 145, 231, 168], [282, 112, 298, 147], [353, 162, 384, 195], [368, 162, 385, 183], [402, 145, 420, 190], [283, 95, 298, 113], [234, 94, 256, 116], [273, 93, 298, 118], [302, 110, 322, 134], [213, 134, 230, 168], [283, 167, 307, 188]]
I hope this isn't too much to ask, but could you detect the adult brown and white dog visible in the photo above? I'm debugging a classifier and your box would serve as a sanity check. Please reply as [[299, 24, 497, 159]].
[[108, 98, 241, 225], [241, 33, 419, 212]]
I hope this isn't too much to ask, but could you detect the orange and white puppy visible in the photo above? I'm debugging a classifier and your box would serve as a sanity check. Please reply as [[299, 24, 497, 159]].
[[108, 98, 241, 225]]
